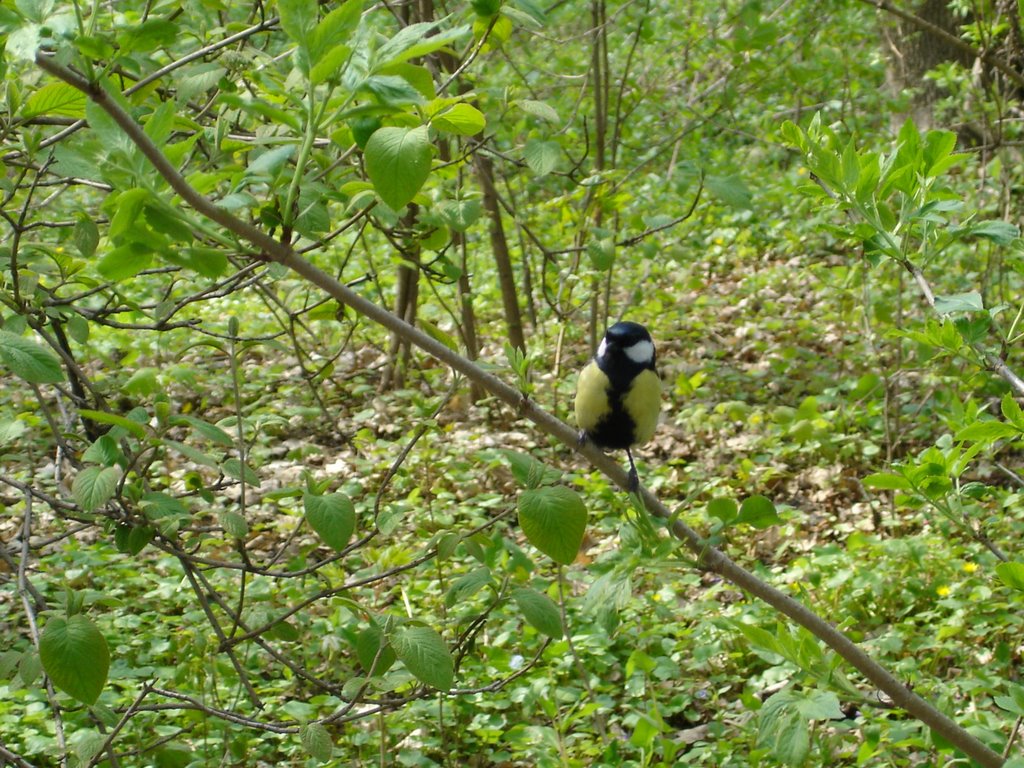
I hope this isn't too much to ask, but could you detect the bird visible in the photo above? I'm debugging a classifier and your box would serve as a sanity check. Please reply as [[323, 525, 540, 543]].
[[574, 321, 662, 491]]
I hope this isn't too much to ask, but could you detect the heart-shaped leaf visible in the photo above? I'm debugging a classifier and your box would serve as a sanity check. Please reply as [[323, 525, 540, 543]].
[[390, 625, 453, 691], [304, 492, 356, 551], [518, 486, 587, 565], [364, 126, 432, 210], [39, 615, 110, 705]]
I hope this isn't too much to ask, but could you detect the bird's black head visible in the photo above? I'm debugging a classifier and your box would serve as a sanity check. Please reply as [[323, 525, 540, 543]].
[[596, 321, 656, 384]]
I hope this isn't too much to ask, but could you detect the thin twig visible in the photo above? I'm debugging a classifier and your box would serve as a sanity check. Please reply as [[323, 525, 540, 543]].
[[86, 682, 157, 768]]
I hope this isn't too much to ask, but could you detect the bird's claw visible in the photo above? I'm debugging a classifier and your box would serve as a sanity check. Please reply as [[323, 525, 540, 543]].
[[627, 466, 640, 493]]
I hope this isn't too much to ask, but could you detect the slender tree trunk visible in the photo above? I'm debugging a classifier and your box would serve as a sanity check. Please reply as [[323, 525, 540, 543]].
[[382, 205, 420, 391], [587, 0, 609, 349], [474, 152, 525, 352]]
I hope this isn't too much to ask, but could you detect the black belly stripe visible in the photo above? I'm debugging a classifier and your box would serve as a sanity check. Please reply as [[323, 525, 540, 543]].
[[587, 387, 637, 449]]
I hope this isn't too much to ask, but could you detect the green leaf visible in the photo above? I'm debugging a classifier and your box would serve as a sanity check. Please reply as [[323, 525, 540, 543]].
[[82, 434, 122, 466], [161, 439, 220, 469], [995, 561, 1024, 592], [78, 409, 148, 439], [222, 458, 260, 487], [795, 690, 844, 720], [23, 82, 86, 118], [840, 138, 859, 189], [955, 420, 1021, 442], [303, 492, 356, 551], [922, 129, 959, 177], [511, 588, 563, 638], [445, 566, 493, 607], [586, 238, 615, 271], [0, 330, 64, 384], [735, 494, 780, 528], [735, 622, 780, 657], [125, 524, 155, 555], [933, 291, 984, 315], [278, 0, 317, 45], [706, 173, 753, 209], [19, 650, 42, 685], [140, 491, 189, 522], [708, 497, 738, 523], [390, 625, 454, 691], [1003, 393, 1024, 430], [969, 220, 1019, 245], [176, 63, 226, 104], [309, 0, 362, 64], [310, 44, 352, 85], [118, 18, 178, 54], [0, 649, 23, 680], [758, 691, 810, 766], [218, 510, 249, 538], [518, 486, 587, 565], [246, 145, 296, 178], [0, 419, 27, 448], [73, 216, 99, 258], [107, 188, 151, 239], [300, 722, 333, 762], [498, 449, 561, 488], [436, 199, 482, 232], [7, 24, 41, 61], [39, 614, 110, 705], [862, 471, 911, 491], [356, 623, 396, 674], [361, 74, 425, 106], [523, 138, 560, 177], [515, 99, 560, 123], [122, 367, 160, 396], [72, 466, 122, 512], [374, 22, 469, 69], [69, 729, 104, 766], [364, 125, 432, 210], [997, 683, 1024, 717], [97, 242, 154, 282], [176, 414, 235, 447], [142, 99, 177, 145], [432, 103, 486, 136]]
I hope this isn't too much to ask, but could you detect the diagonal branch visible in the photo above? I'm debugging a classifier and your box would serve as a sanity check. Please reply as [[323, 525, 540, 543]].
[[34, 51, 1007, 768]]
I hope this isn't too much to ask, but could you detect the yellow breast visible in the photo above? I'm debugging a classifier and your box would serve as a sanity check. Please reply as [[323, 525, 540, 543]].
[[574, 361, 610, 433], [623, 368, 661, 445]]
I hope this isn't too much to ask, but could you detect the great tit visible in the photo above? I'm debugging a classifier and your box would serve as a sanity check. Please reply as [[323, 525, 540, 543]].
[[574, 321, 661, 490]]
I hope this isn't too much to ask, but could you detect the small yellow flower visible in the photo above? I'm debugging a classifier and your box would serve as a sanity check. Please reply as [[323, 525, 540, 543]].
[[936, 585, 951, 597], [962, 562, 978, 574]]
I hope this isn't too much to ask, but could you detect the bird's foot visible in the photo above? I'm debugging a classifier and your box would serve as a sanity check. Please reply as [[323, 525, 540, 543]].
[[577, 430, 587, 448], [627, 465, 639, 493], [626, 447, 640, 493]]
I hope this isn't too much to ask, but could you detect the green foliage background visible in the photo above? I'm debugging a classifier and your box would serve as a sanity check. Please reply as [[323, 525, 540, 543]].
[[2, 0, 1024, 765]]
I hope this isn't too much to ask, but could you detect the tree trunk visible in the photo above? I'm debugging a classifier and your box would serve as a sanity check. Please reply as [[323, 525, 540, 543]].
[[474, 152, 525, 352], [879, 0, 971, 131]]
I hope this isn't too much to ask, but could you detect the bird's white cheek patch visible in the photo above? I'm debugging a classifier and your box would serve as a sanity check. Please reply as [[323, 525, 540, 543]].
[[597, 338, 608, 359], [624, 339, 654, 364]]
